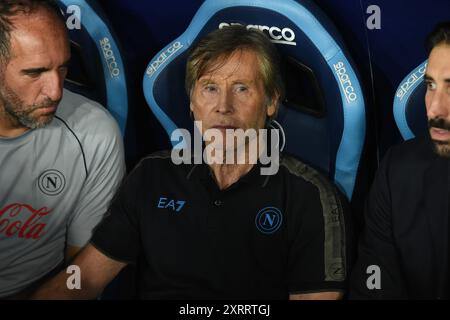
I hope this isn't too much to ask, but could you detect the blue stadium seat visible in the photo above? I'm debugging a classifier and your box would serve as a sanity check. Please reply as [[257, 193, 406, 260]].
[[143, 0, 366, 200], [57, 0, 128, 136], [56, 0, 133, 299], [393, 61, 428, 140]]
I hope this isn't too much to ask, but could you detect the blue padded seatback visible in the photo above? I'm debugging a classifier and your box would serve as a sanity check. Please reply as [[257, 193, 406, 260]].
[[393, 61, 428, 140], [143, 0, 366, 199], [57, 0, 128, 135]]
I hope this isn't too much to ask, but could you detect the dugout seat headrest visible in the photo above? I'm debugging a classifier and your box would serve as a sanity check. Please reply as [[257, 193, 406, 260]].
[[57, 0, 128, 135], [393, 61, 428, 140]]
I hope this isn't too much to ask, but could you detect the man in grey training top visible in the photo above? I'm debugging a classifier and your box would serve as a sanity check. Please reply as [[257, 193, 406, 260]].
[[0, 0, 125, 298]]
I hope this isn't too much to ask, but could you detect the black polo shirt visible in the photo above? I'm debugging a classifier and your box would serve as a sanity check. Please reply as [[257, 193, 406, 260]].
[[91, 150, 351, 299]]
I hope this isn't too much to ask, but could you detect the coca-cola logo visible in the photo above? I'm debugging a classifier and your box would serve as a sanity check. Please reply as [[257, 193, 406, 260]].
[[0, 203, 51, 240]]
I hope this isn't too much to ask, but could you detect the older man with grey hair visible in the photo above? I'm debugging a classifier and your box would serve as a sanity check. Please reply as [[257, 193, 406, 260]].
[[33, 25, 352, 300]]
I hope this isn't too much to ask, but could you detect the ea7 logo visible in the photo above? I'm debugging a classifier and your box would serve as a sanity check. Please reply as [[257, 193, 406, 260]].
[[157, 197, 186, 213]]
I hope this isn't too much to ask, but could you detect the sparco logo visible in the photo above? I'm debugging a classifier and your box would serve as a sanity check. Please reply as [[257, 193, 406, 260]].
[[100, 37, 120, 78], [219, 22, 296, 46], [333, 61, 357, 103], [396, 64, 427, 101], [146, 41, 183, 77]]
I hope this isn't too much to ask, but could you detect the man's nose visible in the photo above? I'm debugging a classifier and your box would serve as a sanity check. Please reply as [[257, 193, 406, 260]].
[[41, 71, 64, 102], [216, 88, 234, 114], [427, 89, 450, 120]]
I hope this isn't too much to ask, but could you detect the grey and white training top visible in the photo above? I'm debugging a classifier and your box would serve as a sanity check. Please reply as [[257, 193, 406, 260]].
[[0, 89, 126, 297]]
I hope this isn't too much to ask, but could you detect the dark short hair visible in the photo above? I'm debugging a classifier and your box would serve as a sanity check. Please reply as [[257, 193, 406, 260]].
[[185, 25, 285, 108], [0, 0, 65, 67], [426, 21, 450, 53]]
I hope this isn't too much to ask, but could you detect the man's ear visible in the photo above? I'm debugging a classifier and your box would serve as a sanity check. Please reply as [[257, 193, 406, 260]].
[[266, 94, 280, 118], [189, 103, 195, 120]]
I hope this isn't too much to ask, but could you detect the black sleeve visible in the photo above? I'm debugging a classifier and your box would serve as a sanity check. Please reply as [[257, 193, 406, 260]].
[[89, 162, 145, 264], [349, 148, 408, 299], [288, 176, 352, 295]]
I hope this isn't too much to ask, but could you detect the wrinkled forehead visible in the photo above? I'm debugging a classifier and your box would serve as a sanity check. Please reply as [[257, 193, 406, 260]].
[[9, 15, 70, 67], [8, 8, 69, 58], [197, 49, 261, 81]]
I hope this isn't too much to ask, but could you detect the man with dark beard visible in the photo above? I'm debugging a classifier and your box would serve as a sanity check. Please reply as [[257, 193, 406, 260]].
[[349, 22, 450, 299], [0, 0, 125, 298]]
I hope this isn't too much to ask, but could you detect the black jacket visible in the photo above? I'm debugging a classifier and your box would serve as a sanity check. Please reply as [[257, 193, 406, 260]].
[[350, 136, 449, 299]]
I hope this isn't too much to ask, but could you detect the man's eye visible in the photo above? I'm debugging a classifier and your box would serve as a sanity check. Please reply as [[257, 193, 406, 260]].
[[204, 85, 217, 93], [26, 72, 41, 78], [235, 85, 248, 93], [425, 81, 436, 90]]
